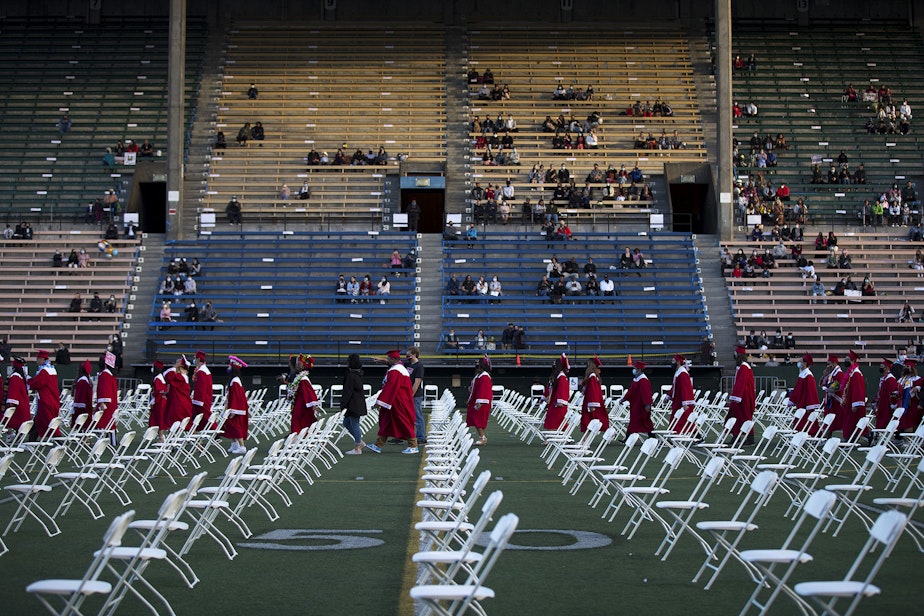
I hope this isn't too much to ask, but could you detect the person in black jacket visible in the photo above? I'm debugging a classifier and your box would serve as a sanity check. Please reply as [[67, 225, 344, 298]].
[[340, 353, 368, 455]]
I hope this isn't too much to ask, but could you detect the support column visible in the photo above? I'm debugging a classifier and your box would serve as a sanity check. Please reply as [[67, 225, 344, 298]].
[[715, 0, 733, 240], [167, 0, 186, 240]]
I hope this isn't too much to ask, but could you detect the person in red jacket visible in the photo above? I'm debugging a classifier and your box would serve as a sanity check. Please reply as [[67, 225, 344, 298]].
[[728, 346, 756, 445], [579, 356, 608, 432], [873, 358, 900, 430], [96, 351, 119, 442], [4, 356, 31, 432], [668, 354, 696, 435], [191, 350, 214, 431], [466, 355, 493, 446], [28, 349, 61, 439], [544, 354, 571, 430], [71, 360, 94, 429], [289, 354, 320, 434], [164, 356, 193, 430], [223, 355, 249, 454], [787, 353, 820, 434], [842, 350, 870, 444], [367, 350, 418, 454], [150, 360, 168, 434], [622, 360, 654, 439]]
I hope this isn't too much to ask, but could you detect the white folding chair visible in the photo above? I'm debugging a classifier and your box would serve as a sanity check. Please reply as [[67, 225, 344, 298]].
[[598, 437, 663, 519], [26, 510, 136, 616], [560, 427, 619, 488], [823, 445, 888, 536], [0, 453, 15, 556], [0, 419, 33, 482], [655, 456, 726, 561], [619, 446, 687, 537], [3, 445, 67, 537], [692, 470, 779, 590], [53, 438, 111, 520], [794, 510, 908, 616], [738, 490, 838, 615], [410, 513, 520, 616], [872, 457, 924, 552]]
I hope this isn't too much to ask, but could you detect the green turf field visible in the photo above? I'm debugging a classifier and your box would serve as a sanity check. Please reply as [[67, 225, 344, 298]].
[[0, 412, 920, 615]]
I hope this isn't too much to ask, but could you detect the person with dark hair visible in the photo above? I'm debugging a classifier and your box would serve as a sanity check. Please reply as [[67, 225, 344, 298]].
[[164, 356, 193, 430], [466, 355, 493, 446], [406, 346, 426, 445], [543, 353, 570, 430], [224, 356, 250, 454], [96, 352, 119, 443], [579, 357, 608, 432], [367, 350, 418, 455], [28, 349, 61, 439], [289, 354, 320, 435], [340, 353, 368, 455], [621, 360, 654, 440], [728, 347, 756, 446], [150, 360, 168, 435], [71, 360, 93, 429], [191, 350, 213, 431]]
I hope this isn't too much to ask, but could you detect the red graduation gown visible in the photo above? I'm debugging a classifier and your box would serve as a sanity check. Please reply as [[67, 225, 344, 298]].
[[290, 373, 320, 434], [821, 365, 846, 434], [95, 368, 119, 432], [29, 364, 61, 437], [669, 366, 695, 434], [544, 372, 570, 430], [191, 365, 214, 430], [727, 362, 756, 436], [579, 372, 608, 432], [788, 369, 820, 433], [5, 372, 31, 431], [899, 375, 922, 431], [622, 373, 654, 435], [71, 375, 93, 428], [874, 373, 900, 430], [164, 368, 193, 429], [466, 372, 493, 429], [150, 372, 168, 429], [376, 364, 415, 439], [841, 364, 868, 440], [222, 376, 249, 440]]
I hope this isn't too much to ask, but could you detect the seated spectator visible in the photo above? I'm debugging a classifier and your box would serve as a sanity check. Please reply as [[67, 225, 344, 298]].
[[377, 276, 391, 300], [474, 329, 487, 350], [549, 278, 566, 304], [306, 149, 321, 165], [810, 275, 826, 302], [446, 273, 460, 296], [359, 275, 373, 299], [461, 275, 476, 297], [536, 275, 551, 299], [57, 113, 71, 133], [465, 224, 478, 244], [77, 249, 91, 268], [488, 276, 502, 302], [68, 293, 82, 313], [564, 277, 583, 297], [444, 329, 459, 350], [104, 223, 119, 240], [546, 257, 563, 279], [247, 83, 258, 99], [482, 69, 494, 84], [909, 221, 923, 242], [184, 300, 198, 322], [102, 148, 116, 169], [555, 222, 572, 241], [771, 329, 784, 349], [632, 248, 647, 271], [401, 250, 416, 270], [236, 122, 251, 146], [250, 122, 266, 143], [346, 276, 359, 302], [226, 196, 242, 224], [389, 249, 402, 270], [838, 249, 852, 269], [214, 131, 227, 149], [335, 274, 349, 303], [184, 277, 197, 295], [52, 249, 63, 268], [159, 301, 174, 322], [585, 274, 599, 296], [862, 276, 876, 297], [898, 300, 916, 323], [139, 140, 155, 158], [599, 274, 616, 298]]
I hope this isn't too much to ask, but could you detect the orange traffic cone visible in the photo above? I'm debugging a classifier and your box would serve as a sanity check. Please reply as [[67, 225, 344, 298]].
[[516, 353, 521, 366], [626, 354, 632, 366]]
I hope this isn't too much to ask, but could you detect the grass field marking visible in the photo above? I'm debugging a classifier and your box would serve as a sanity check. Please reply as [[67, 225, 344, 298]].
[[398, 441, 428, 616]]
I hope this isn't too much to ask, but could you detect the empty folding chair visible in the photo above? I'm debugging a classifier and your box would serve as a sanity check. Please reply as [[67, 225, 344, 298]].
[[571, 433, 642, 498], [413, 490, 505, 584], [560, 427, 619, 488], [410, 513, 519, 616], [598, 437, 662, 519], [26, 510, 136, 616], [0, 420, 34, 482], [418, 470, 492, 527], [619, 446, 687, 537], [884, 423, 924, 493], [3, 446, 67, 537], [655, 456, 726, 561], [872, 457, 924, 552], [738, 490, 838, 615], [823, 445, 888, 537], [98, 490, 190, 616], [793, 510, 908, 616], [0, 453, 14, 556], [692, 470, 779, 590], [544, 419, 601, 470], [53, 438, 111, 520], [727, 426, 780, 495], [21, 418, 63, 475]]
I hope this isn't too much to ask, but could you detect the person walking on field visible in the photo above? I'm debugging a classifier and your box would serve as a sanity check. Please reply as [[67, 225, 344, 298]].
[[621, 360, 654, 440], [340, 353, 368, 455], [224, 356, 250, 454], [366, 350, 418, 455], [543, 354, 570, 430], [466, 355, 493, 446]]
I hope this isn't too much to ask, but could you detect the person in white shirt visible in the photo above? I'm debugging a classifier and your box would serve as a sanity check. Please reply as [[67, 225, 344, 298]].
[[501, 180, 515, 201]]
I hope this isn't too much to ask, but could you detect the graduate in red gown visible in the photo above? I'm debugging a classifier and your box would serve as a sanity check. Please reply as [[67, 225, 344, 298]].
[[466, 355, 493, 446], [28, 349, 61, 439], [223, 355, 249, 454], [622, 360, 654, 438], [820, 354, 846, 435], [96, 351, 119, 440], [579, 356, 608, 432], [191, 350, 214, 431], [787, 353, 820, 433], [71, 360, 94, 429], [873, 358, 900, 430], [164, 356, 193, 430], [149, 360, 168, 432], [842, 350, 870, 443], [668, 354, 696, 435], [544, 354, 571, 430], [289, 354, 320, 434], [728, 346, 756, 444], [898, 360, 922, 435], [367, 350, 418, 454], [5, 356, 31, 432]]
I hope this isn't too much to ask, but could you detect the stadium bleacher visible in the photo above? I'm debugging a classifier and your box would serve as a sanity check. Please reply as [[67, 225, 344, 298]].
[[0, 17, 206, 225], [439, 232, 709, 360], [146, 232, 419, 363]]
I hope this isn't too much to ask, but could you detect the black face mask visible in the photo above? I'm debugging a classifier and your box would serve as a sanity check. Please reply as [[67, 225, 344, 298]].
[[879, 367, 885, 374]]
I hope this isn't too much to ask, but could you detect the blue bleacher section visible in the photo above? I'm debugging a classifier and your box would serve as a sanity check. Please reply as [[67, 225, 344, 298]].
[[146, 232, 418, 363], [439, 232, 709, 360]]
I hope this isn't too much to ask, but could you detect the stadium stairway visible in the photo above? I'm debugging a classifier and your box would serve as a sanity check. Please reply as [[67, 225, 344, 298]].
[[417, 234, 443, 355], [445, 26, 472, 222], [689, 34, 718, 166], [122, 233, 166, 368], [694, 234, 736, 377]]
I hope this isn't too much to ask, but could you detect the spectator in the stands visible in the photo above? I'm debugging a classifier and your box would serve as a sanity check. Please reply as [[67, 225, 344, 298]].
[[335, 274, 349, 303], [250, 122, 265, 143], [77, 249, 91, 268], [838, 249, 853, 269], [279, 184, 291, 200], [536, 275, 551, 299], [102, 148, 116, 169], [226, 196, 242, 224], [214, 131, 226, 149], [377, 275, 391, 300], [444, 329, 459, 350], [359, 275, 373, 300], [236, 122, 251, 146], [899, 301, 916, 323], [445, 273, 460, 297], [247, 83, 258, 99], [474, 329, 486, 350], [52, 249, 64, 268], [465, 224, 478, 245], [68, 293, 82, 313], [461, 275, 476, 297], [862, 276, 876, 297], [442, 220, 458, 240], [104, 223, 119, 240], [501, 323, 516, 350], [139, 140, 155, 158], [57, 113, 71, 133], [910, 221, 923, 242]]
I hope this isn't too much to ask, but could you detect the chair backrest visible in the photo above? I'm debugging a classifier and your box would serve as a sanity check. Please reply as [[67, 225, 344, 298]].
[[0, 453, 15, 480], [804, 490, 838, 520], [703, 456, 725, 479]]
